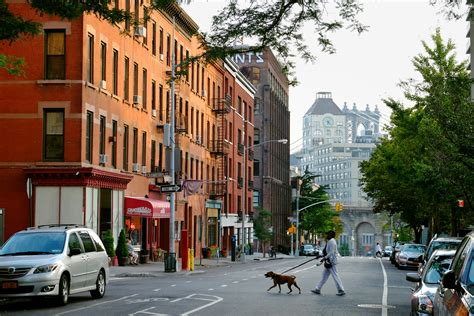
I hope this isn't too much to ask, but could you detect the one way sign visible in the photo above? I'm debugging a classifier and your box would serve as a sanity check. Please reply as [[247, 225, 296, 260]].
[[160, 184, 182, 193]]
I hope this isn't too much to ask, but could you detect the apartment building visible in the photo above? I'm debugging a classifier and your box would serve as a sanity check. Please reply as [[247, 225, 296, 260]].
[[0, 1, 254, 259]]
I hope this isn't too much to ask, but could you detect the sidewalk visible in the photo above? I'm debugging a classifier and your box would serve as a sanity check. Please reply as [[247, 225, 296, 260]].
[[109, 252, 294, 277]]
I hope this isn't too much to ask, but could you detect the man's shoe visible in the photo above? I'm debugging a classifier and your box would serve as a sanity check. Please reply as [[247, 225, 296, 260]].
[[311, 289, 321, 295], [336, 291, 346, 296]]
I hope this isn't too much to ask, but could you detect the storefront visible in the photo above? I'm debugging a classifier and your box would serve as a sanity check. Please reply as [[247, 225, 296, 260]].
[[124, 197, 170, 255]]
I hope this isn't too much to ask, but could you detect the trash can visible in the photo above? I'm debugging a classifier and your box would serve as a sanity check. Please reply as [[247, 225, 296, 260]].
[[164, 252, 176, 272]]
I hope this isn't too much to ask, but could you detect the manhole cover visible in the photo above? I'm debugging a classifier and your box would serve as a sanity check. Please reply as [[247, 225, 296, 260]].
[[357, 304, 396, 309]]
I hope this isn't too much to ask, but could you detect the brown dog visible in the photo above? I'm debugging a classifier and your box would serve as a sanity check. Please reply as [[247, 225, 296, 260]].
[[264, 271, 301, 294]]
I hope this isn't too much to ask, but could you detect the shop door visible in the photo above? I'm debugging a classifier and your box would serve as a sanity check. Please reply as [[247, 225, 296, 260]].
[[99, 189, 112, 237]]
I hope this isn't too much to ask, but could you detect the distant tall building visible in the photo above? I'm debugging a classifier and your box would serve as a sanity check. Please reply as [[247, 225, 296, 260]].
[[231, 48, 291, 249], [292, 92, 390, 255]]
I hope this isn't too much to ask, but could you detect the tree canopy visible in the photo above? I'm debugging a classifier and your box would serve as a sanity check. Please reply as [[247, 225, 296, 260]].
[[360, 29, 473, 240], [293, 169, 342, 238]]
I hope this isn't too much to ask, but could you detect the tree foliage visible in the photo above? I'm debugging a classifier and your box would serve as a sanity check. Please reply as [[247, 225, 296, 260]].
[[253, 207, 273, 257], [0, 0, 368, 81], [294, 169, 342, 237], [360, 29, 473, 239]]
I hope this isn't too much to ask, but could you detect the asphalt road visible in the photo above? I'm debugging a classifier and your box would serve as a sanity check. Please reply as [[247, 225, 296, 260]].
[[0, 256, 414, 316]]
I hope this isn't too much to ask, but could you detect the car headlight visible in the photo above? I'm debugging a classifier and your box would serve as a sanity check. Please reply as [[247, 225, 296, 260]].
[[33, 264, 59, 274], [418, 294, 433, 314]]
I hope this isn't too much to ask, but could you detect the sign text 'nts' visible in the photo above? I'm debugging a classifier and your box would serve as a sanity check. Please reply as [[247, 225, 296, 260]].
[[231, 52, 264, 64]]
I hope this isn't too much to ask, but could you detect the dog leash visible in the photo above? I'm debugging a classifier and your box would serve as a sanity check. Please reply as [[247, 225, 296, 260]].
[[280, 257, 321, 274]]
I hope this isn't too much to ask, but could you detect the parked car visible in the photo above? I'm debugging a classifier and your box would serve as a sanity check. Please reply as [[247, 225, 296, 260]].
[[383, 245, 393, 257], [313, 245, 322, 257], [418, 236, 462, 274], [396, 244, 426, 269], [300, 244, 316, 256], [406, 249, 455, 316], [391, 242, 405, 264], [433, 231, 474, 315], [0, 224, 109, 305]]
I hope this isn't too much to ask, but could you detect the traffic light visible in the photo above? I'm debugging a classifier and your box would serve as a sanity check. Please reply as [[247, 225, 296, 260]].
[[335, 202, 343, 212]]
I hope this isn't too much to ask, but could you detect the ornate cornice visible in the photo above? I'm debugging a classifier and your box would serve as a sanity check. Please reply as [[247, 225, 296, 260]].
[[24, 167, 132, 190]]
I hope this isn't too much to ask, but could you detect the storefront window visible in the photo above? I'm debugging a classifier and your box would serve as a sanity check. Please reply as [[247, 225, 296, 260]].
[[125, 217, 141, 245]]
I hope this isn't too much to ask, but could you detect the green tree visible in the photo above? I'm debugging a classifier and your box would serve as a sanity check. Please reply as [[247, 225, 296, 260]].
[[0, 0, 367, 81], [102, 230, 115, 258], [293, 170, 342, 239], [253, 208, 272, 257], [115, 229, 129, 259], [360, 29, 473, 240]]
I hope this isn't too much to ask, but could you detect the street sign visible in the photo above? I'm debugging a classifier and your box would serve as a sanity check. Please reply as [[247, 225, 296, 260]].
[[160, 184, 182, 193]]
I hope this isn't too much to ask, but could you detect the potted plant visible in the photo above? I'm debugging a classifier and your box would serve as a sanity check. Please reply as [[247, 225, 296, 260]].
[[115, 229, 129, 266], [102, 230, 116, 266]]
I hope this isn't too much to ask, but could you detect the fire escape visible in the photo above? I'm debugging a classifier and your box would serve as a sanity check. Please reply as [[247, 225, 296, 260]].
[[209, 94, 231, 198]]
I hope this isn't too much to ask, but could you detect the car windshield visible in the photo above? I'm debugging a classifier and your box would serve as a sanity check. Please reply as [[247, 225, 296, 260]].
[[0, 232, 66, 255], [428, 241, 460, 258], [304, 245, 313, 249], [467, 255, 474, 294], [384, 246, 391, 251], [424, 256, 453, 284], [404, 245, 426, 253]]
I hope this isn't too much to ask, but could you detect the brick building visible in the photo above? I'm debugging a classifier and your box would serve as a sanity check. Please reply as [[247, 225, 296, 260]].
[[0, 0, 254, 260]]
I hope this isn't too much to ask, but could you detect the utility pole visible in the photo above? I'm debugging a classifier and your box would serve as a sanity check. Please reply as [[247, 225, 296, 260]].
[[167, 17, 177, 272]]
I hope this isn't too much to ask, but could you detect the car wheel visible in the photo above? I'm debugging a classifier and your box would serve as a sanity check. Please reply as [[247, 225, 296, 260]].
[[56, 274, 69, 306], [90, 270, 106, 299]]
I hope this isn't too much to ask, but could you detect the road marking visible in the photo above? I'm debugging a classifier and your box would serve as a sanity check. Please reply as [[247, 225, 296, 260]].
[[181, 294, 223, 316], [186, 281, 192, 283], [388, 285, 412, 289], [378, 258, 388, 316], [208, 288, 214, 291], [232, 281, 239, 284], [220, 284, 227, 287], [242, 278, 248, 281], [128, 306, 170, 315], [54, 294, 138, 315], [171, 284, 176, 287], [153, 288, 161, 292]]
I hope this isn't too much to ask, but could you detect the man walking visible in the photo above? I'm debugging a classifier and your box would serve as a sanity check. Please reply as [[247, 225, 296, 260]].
[[311, 230, 346, 296]]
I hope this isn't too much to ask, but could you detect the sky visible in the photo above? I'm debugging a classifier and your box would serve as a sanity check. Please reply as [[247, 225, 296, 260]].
[[183, 0, 469, 153]]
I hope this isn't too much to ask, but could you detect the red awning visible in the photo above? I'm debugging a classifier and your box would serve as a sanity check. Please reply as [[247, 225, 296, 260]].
[[124, 197, 170, 218]]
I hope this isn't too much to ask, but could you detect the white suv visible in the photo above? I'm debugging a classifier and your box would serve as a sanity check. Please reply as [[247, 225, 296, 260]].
[[0, 224, 109, 305]]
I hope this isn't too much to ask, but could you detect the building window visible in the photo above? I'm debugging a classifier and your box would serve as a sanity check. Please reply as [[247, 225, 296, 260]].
[[124, 57, 129, 101], [132, 128, 138, 164], [142, 132, 147, 167], [87, 33, 94, 83], [151, 140, 156, 171], [86, 111, 93, 162], [125, 0, 131, 32], [133, 63, 138, 97], [100, 41, 107, 83], [151, 80, 156, 111], [111, 120, 117, 168], [253, 191, 260, 207], [123, 124, 129, 171], [238, 96, 242, 115], [151, 21, 156, 56], [159, 84, 163, 120], [112, 49, 118, 95], [45, 30, 65, 80], [159, 27, 164, 56], [166, 34, 170, 66], [142, 68, 147, 109], [99, 115, 106, 156], [43, 109, 64, 161], [253, 160, 260, 176]]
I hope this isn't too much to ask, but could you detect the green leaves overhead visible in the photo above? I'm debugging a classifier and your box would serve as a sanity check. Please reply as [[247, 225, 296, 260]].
[[360, 29, 473, 237]]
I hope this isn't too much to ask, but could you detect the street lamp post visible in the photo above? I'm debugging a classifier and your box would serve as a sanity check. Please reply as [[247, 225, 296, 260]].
[[240, 138, 287, 263]]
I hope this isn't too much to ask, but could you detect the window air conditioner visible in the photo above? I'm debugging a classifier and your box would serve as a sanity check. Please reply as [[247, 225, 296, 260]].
[[99, 80, 107, 90], [160, 53, 164, 61], [152, 109, 157, 117], [99, 154, 108, 164], [189, 133, 193, 141], [132, 163, 140, 172], [201, 90, 206, 97], [133, 95, 142, 105], [134, 26, 147, 38], [141, 166, 147, 174], [195, 135, 201, 145]]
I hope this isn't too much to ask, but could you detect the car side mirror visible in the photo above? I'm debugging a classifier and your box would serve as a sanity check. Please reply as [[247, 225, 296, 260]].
[[441, 270, 456, 289], [69, 248, 82, 256], [406, 273, 421, 283]]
